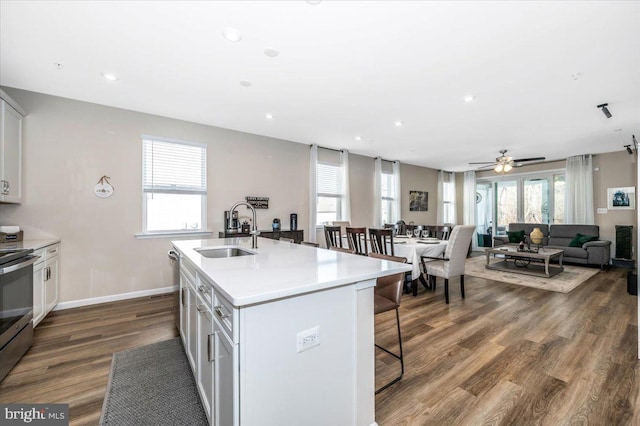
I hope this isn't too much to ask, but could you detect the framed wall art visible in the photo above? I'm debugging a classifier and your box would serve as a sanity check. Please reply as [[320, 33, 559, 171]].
[[607, 187, 635, 210], [409, 190, 428, 211]]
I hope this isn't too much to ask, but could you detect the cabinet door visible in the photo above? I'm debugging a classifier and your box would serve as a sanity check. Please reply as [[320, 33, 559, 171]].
[[215, 321, 237, 426], [179, 273, 189, 346], [187, 287, 198, 372], [0, 100, 22, 203], [197, 303, 214, 424], [32, 261, 45, 327], [44, 255, 59, 313]]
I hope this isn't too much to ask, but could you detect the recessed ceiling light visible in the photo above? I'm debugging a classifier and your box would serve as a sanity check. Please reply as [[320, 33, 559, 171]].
[[223, 28, 242, 42], [264, 48, 279, 58], [54, 62, 63, 70], [570, 72, 582, 80], [240, 80, 252, 87], [306, 0, 322, 4], [394, 120, 403, 127], [464, 95, 476, 103], [101, 73, 119, 81], [265, 113, 274, 120], [355, 136, 362, 141], [614, 128, 623, 132]]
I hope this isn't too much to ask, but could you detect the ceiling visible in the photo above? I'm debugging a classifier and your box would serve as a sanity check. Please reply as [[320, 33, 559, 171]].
[[1, 1, 639, 171]]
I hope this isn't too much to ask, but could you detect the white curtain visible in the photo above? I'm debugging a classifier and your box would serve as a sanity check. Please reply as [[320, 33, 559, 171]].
[[463, 170, 477, 250], [392, 161, 401, 223], [340, 150, 351, 224], [447, 172, 457, 225], [308, 144, 318, 243], [566, 154, 594, 224], [373, 158, 382, 227], [437, 170, 445, 224]]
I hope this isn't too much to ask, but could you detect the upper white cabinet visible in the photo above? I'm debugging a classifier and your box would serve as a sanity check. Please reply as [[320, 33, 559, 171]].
[[0, 89, 26, 203]]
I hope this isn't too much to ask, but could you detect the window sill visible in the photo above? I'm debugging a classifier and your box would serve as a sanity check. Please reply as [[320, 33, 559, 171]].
[[135, 230, 213, 240]]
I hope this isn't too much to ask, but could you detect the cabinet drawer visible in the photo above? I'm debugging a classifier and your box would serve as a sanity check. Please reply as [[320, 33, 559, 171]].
[[182, 259, 197, 283], [195, 274, 213, 307], [213, 292, 235, 342], [45, 244, 59, 257]]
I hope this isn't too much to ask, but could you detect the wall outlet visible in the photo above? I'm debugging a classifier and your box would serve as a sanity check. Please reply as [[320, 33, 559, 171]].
[[296, 326, 320, 353], [597, 208, 608, 214]]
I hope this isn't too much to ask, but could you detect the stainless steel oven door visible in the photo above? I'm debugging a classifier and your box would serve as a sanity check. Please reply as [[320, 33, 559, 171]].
[[0, 255, 38, 349]]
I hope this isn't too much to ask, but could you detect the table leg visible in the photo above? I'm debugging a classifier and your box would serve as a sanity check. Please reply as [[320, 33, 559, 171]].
[[545, 258, 550, 277], [485, 251, 490, 267]]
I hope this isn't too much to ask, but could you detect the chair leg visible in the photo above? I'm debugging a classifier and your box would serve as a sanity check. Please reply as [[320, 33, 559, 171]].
[[430, 275, 436, 291], [445, 279, 449, 304], [375, 307, 404, 394], [460, 275, 465, 299]]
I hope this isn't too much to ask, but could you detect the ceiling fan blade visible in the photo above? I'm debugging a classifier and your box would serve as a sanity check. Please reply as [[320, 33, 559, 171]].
[[513, 161, 547, 167], [512, 157, 546, 162], [476, 164, 496, 169], [468, 161, 496, 165]]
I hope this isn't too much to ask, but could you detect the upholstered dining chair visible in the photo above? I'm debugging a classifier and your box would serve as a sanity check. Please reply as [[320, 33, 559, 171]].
[[421, 225, 475, 304], [368, 252, 407, 393], [324, 225, 343, 249], [369, 228, 394, 256], [329, 246, 355, 254], [346, 227, 368, 256]]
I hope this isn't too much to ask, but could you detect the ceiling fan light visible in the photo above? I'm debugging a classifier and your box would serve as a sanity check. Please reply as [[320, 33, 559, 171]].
[[494, 164, 503, 173], [503, 164, 512, 172]]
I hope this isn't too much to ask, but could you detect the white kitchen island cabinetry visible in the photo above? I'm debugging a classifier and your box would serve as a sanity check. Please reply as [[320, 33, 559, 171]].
[[33, 242, 60, 327], [172, 237, 410, 426]]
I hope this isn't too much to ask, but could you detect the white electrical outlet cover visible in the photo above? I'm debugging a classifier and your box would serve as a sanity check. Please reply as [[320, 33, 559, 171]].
[[296, 326, 320, 353], [597, 208, 608, 214]]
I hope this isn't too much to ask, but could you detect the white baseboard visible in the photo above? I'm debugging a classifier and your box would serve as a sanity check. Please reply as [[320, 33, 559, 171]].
[[54, 285, 178, 311]]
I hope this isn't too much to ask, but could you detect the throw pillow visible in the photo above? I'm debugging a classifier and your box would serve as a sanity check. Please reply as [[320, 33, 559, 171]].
[[569, 233, 597, 247], [507, 230, 525, 243]]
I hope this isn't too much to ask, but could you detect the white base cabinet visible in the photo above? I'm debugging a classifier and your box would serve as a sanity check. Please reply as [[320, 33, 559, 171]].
[[176, 250, 375, 426], [33, 243, 60, 327]]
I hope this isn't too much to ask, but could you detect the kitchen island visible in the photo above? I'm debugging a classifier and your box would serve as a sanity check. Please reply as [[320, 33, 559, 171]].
[[172, 237, 411, 426]]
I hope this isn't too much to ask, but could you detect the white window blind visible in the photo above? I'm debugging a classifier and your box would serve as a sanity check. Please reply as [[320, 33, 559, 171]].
[[141, 136, 207, 234], [317, 163, 342, 196], [143, 139, 206, 194], [316, 161, 344, 225]]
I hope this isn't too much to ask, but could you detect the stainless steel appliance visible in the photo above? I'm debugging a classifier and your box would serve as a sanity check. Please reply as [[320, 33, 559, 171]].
[[0, 248, 38, 382], [290, 213, 297, 231], [224, 210, 239, 232], [168, 249, 180, 330]]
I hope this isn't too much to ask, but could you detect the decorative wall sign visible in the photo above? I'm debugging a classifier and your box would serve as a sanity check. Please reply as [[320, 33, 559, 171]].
[[94, 175, 114, 198], [607, 187, 635, 210], [409, 190, 428, 211], [246, 196, 269, 209]]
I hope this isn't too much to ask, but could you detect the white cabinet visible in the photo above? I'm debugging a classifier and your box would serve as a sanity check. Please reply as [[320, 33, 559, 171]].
[[196, 294, 214, 424], [0, 90, 26, 204], [32, 243, 60, 327]]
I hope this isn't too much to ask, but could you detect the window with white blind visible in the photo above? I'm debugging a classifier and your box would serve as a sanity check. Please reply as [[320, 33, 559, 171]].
[[443, 179, 456, 224], [380, 171, 395, 225], [141, 136, 207, 234], [316, 162, 344, 225]]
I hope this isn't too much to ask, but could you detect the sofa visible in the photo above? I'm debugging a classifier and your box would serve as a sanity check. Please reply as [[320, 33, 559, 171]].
[[493, 223, 611, 269]]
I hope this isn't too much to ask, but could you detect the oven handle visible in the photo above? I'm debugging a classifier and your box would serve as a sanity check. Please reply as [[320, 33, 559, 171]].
[[0, 255, 40, 275]]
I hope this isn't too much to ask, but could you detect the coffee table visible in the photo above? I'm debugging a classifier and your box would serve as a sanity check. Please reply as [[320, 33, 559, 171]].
[[485, 246, 564, 278]]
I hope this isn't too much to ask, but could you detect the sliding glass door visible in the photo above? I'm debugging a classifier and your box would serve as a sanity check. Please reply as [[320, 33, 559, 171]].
[[476, 171, 565, 242]]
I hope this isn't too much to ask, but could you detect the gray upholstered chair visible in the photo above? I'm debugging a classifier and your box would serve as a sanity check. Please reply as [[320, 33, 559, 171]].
[[422, 225, 476, 304]]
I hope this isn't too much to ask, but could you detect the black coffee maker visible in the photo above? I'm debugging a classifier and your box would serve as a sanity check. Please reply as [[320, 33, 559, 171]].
[[224, 210, 239, 232]]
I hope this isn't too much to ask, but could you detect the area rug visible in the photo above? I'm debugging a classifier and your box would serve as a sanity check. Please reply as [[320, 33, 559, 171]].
[[465, 256, 600, 293], [100, 337, 207, 426]]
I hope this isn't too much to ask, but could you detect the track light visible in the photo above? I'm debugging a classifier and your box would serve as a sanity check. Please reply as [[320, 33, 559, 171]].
[[597, 103, 612, 118], [625, 145, 633, 155], [625, 135, 638, 156]]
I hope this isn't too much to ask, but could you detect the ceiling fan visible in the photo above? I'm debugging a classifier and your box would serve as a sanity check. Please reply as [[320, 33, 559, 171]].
[[469, 149, 546, 173]]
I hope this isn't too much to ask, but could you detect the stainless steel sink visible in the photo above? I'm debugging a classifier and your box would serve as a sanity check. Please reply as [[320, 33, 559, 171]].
[[195, 246, 256, 258]]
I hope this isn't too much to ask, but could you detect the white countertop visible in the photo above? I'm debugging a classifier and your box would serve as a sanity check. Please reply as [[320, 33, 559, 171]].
[[172, 237, 411, 307], [0, 238, 60, 251]]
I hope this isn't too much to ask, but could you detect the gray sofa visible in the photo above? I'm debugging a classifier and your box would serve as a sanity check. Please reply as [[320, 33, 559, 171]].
[[493, 223, 611, 269]]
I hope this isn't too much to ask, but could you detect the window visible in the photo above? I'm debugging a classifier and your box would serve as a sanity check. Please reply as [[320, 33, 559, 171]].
[[142, 136, 207, 234], [316, 162, 343, 225], [442, 175, 456, 224], [380, 171, 395, 225]]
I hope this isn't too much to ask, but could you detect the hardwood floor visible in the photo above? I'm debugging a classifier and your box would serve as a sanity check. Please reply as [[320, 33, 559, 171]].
[[0, 268, 637, 425]]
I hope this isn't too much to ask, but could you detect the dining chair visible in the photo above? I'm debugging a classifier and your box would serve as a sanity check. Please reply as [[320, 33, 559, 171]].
[[329, 246, 355, 254], [346, 227, 368, 256], [331, 221, 351, 238], [368, 252, 407, 393], [369, 228, 394, 256], [301, 241, 319, 247], [420, 225, 475, 304], [324, 225, 343, 249], [279, 237, 294, 243]]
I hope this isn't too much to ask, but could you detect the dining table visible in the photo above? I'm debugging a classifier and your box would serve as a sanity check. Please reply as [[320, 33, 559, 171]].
[[392, 236, 448, 280]]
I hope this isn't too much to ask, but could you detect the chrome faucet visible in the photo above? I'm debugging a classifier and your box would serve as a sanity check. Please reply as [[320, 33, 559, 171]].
[[229, 201, 260, 249]]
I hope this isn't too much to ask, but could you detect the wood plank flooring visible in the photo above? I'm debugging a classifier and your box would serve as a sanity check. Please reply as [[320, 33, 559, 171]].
[[0, 268, 637, 425]]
